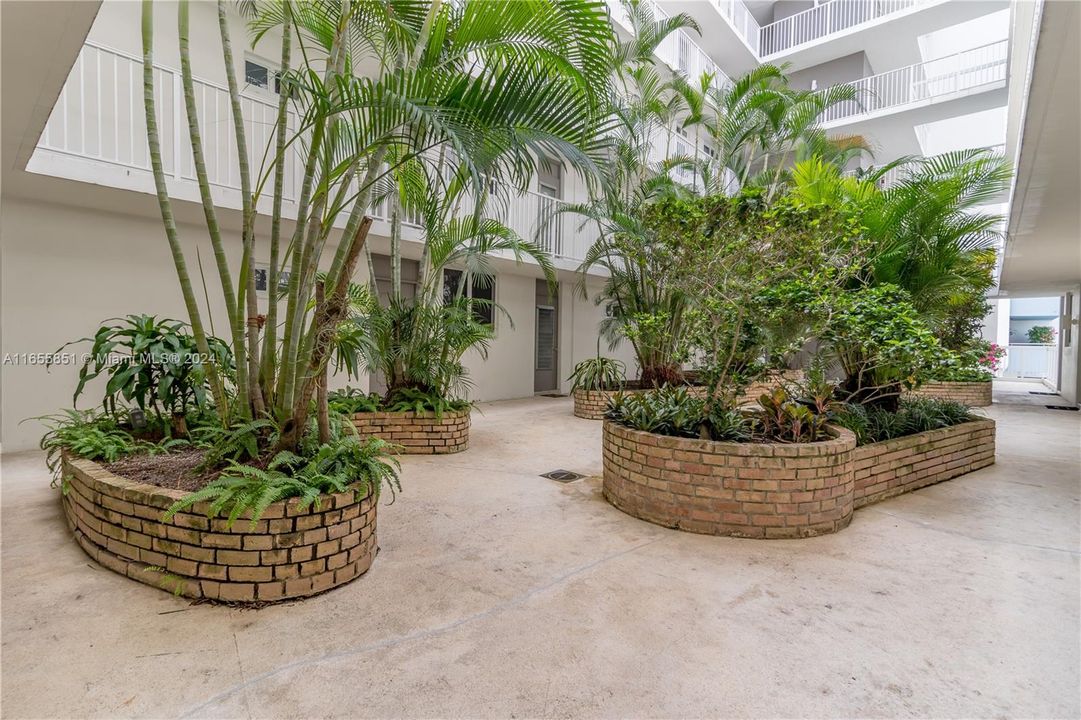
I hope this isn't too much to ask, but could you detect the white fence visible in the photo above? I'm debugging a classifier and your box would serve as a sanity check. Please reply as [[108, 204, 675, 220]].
[[40, 42, 300, 201], [820, 40, 1008, 125], [1003, 344, 1059, 382], [36, 41, 598, 263], [760, 0, 931, 56]]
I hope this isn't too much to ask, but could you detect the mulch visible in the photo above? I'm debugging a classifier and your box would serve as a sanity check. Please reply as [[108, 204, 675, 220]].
[[103, 448, 223, 493]]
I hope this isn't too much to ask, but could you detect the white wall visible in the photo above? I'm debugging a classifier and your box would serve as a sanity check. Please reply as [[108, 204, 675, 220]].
[[1057, 287, 1081, 405]]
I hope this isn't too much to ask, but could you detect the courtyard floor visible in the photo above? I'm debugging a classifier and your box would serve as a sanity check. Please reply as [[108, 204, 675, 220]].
[[1, 391, 1079, 718]]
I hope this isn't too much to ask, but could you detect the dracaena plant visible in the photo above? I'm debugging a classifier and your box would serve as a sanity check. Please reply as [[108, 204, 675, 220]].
[[140, 0, 614, 454]]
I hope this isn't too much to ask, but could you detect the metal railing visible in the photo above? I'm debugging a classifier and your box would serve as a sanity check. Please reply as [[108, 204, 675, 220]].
[[759, 0, 932, 56], [39, 42, 300, 201], [820, 40, 1008, 125], [35, 41, 599, 263], [1003, 343, 1059, 382], [707, 0, 761, 53]]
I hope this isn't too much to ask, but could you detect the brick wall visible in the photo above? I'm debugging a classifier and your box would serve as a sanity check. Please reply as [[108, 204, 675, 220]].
[[602, 421, 856, 538], [603, 417, 996, 538], [61, 456, 377, 603], [573, 389, 617, 419], [852, 418, 995, 508], [905, 381, 992, 407], [350, 410, 469, 454]]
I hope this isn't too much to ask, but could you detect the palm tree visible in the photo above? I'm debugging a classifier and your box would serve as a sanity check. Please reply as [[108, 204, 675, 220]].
[[142, 0, 615, 450]]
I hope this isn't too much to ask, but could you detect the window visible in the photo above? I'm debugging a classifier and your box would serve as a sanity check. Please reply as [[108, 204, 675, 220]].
[[703, 143, 716, 159], [1065, 293, 1074, 347], [254, 264, 291, 295], [245, 56, 290, 96], [443, 269, 495, 326]]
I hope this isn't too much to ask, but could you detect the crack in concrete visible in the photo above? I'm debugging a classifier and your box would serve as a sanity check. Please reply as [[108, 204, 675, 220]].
[[178, 536, 665, 718]]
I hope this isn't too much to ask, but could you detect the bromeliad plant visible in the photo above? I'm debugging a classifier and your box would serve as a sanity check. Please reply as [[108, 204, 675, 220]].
[[141, 0, 614, 454]]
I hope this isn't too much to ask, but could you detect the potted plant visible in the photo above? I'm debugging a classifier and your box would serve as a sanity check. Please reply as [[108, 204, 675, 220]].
[[569, 348, 627, 419]]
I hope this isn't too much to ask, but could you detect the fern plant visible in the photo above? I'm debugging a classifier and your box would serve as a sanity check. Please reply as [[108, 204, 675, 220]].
[[163, 435, 401, 529], [568, 356, 626, 392], [192, 418, 278, 470], [384, 387, 470, 418], [33, 410, 141, 482], [327, 387, 382, 414]]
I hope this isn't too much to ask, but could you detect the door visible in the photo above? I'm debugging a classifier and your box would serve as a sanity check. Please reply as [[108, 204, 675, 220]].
[[534, 279, 559, 393]]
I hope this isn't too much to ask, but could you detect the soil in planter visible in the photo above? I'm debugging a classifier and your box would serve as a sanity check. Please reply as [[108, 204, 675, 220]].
[[102, 448, 224, 492]]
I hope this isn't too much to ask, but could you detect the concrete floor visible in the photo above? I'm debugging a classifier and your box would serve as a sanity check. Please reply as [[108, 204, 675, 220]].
[[1, 394, 1079, 719]]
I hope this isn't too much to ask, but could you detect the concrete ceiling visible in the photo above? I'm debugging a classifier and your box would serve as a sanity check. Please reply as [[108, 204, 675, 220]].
[[1, 1, 101, 189], [999, 0, 1081, 295]]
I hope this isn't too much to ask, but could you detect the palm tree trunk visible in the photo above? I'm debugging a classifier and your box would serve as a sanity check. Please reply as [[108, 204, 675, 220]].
[[177, 0, 249, 419], [217, 0, 265, 417], [260, 0, 293, 400], [142, 0, 227, 414]]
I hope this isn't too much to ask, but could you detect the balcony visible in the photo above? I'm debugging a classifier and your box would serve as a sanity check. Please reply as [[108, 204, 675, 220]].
[[28, 41, 595, 264], [820, 40, 1008, 127], [759, 0, 933, 57], [607, 0, 732, 88]]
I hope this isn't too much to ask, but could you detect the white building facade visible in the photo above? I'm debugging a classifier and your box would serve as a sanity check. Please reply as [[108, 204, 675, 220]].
[[0, 0, 1054, 451]]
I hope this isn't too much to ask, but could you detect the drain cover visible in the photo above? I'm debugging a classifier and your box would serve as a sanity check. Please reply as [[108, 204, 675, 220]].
[[539, 393, 567, 398], [1030, 391, 1058, 396], [541, 469, 585, 482], [1046, 405, 1079, 411]]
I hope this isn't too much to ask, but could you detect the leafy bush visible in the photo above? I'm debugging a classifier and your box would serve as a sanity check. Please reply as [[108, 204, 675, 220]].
[[384, 387, 470, 416], [33, 409, 188, 484], [832, 397, 974, 445], [818, 285, 942, 411], [57, 315, 232, 435], [327, 387, 382, 414], [568, 356, 626, 392], [604, 387, 709, 438], [754, 386, 830, 443], [163, 436, 402, 529], [192, 418, 279, 469], [929, 340, 1003, 382], [1027, 326, 1056, 345]]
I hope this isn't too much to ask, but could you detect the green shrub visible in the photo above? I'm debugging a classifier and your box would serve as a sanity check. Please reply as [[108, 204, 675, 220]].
[[1027, 325, 1055, 345], [383, 387, 470, 417], [832, 397, 974, 445], [57, 315, 232, 434], [568, 356, 626, 392], [327, 387, 382, 414]]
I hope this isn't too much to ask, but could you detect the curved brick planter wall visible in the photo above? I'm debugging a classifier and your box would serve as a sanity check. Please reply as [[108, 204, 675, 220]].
[[603, 418, 995, 538], [602, 421, 856, 538], [905, 381, 992, 407], [349, 410, 469, 454], [61, 456, 377, 602], [853, 418, 995, 507]]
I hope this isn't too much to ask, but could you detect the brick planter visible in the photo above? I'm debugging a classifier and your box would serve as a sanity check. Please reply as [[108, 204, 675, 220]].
[[60, 455, 377, 602], [602, 421, 857, 539], [853, 418, 995, 508], [602, 416, 996, 538], [349, 409, 469, 454], [905, 380, 992, 407]]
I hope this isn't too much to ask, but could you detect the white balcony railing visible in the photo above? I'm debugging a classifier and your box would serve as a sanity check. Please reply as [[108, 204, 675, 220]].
[[1003, 344, 1058, 382], [608, 0, 732, 89], [35, 41, 596, 263], [820, 40, 1008, 125], [759, 0, 932, 56], [707, 0, 761, 54], [40, 42, 301, 202]]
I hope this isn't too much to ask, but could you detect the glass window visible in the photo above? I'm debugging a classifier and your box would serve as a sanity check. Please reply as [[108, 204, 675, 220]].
[[442, 269, 494, 326], [245, 60, 269, 89]]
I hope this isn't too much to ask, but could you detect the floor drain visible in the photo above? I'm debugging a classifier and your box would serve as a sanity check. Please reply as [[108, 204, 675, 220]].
[[1046, 405, 1079, 411], [1029, 391, 1058, 396], [541, 469, 585, 482], [539, 393, 567, 398]]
